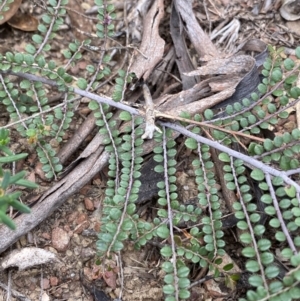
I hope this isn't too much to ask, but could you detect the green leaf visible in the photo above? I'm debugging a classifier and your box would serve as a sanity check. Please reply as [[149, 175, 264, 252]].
[[296, 46, 300, 59], [283, 58, 295, 70], [77, 78, 87, 90], [179, 289, 190, 299], [0, 153, 28, 163], [160, 246, 172, 257], [240, 233, 252, 244], [177, 266, 189, 278], [271, 69, 282, 82], [226, 182, 236, 190], [281, 248, 293, 259], [265, 265, 279, 279], [248, 275, 263, 287], [154, 165, 164, 173], [178, 278, 190, 289], [0, 211, 16, 230], [164, 274, 174, 284], [185, 138, 197, 150], [246, 260, 260, 272], [260, 252, 274, 265], [250, 169, 264, 181], [285, 74, 298, 84], [163, 284, 175, 295], [119, 111, 132, 121], [25, 44, 36, 54], [15, 179, 38, 189], [258, 83, 267, 94], [223, 263, 234, 271], [285, 185, 296, 198], [204, 109, 213, 120], [162, 262, 174, 273], [257, 238, 271, 251], [32, 34, 43, 44], [275, 231, 286, 242], [242, 247, 256, 258], [112, 241, 124, 252], [157, 225, 170, 239], [219, 153, 230, 162]]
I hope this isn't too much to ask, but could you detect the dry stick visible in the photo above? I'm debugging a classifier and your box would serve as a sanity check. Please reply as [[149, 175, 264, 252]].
[[159, 121, 300, 194], [3, 70, 263, 143], [141, 84, 161, 139], [265, 173, 297, 254], [5, 270, 11, 301], [155, 111, 265, 142]]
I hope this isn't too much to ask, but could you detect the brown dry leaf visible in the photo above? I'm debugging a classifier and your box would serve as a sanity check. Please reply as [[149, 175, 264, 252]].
[[7, 12, 38, 31], [130, 0, 165, 80], [0, 0, 22, 25], [103, 270, 117, 289], [0, 247, 56, 270]]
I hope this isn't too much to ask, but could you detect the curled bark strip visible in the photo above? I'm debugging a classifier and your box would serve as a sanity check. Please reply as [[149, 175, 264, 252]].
[[174, 0, 219, 60], [129, 0, 165, 80], [170, 3, 198, 90], [166, 88, 236, 116]]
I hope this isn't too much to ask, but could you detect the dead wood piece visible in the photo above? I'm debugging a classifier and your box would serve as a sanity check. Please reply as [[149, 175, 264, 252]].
[[58, 112, 96, 164], [154, 78, 212, 110], [170, 3, 199, 90], [130, 0, 165, 80], [174, 0, 219, 60], [166, 88, 236, 116], [208, 75, 242, 92], [0, 146, 108, 254], [141, 84, 161, 139]]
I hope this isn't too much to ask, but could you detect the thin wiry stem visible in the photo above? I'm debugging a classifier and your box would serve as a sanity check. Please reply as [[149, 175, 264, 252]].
[[34, 0, 63, 58], [230, 156, 270, 296], [2, 71, 140, 116], [162, 126, 179, 301], [197, 142, 217, 257], [0, 75, 28, 130], [265, 173, 297, 254], [106, 114, 135, 256]]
